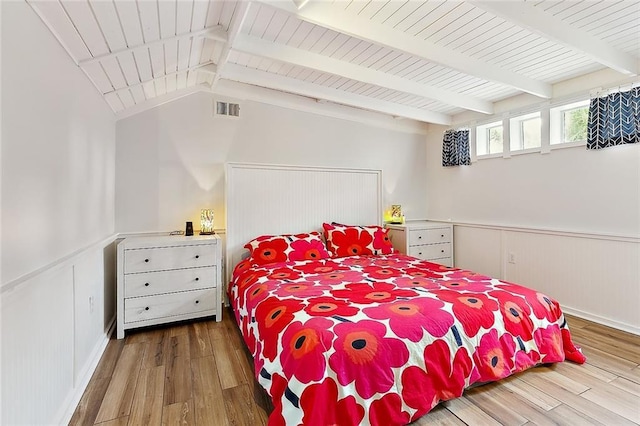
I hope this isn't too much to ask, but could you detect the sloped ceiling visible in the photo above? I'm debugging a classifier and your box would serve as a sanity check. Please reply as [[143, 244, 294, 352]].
[[29, 0, 640, 124]]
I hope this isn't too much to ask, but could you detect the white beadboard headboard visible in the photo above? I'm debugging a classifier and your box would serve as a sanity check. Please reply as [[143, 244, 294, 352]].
[[225, 163, 382, 282]]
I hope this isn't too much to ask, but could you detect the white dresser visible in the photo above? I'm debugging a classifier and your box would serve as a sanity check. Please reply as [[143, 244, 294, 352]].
[[386, 222, 454, 267], [117, 234, 222, 339]]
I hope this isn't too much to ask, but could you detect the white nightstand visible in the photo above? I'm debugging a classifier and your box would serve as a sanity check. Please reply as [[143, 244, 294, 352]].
[[116, 234, 222, 339], [386, 221, 454, 267]]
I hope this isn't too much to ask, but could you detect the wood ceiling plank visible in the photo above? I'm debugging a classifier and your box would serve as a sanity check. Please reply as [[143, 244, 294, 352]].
[[113, 0, 143, 46], [133, 49, 153, 81], [261, 9, 289, 42], [431, 7, 486, 45], [29, 1, 91, 61], [101, 57, 127, 89], [118, 89, 135, 109], [219, 1, 237, 31], [149, 45, 165, 77], [273, 16, 303, 44], [472, 0, 638, 75], [286, 20, 315, 48], [137, 0, 160, 42], [368, 1, 403, 25], [89, 0, 126, 52], [178, 39, 192, 70], [191, 0, 209, 31], [154, 77, 167, 97], [441, 14, 498, 51], [392, 1, 443, 34], [205, 0, 224, 27], [221, 63, 452, 124], [176, 70, 188, 90], [118, 52, 140, 85], [166, 74, 178, 94], [188, 37, 204, 68], [158, 0, 177, 38], [82, 61, 114, 93], [298, 26, 329, 51], [129, 85, 146, 104], [308, 28, 341, 55], [60, 0, 109, 56], [142, 81, 156, 99], [176, 1, 193, 34], [382, 0, 425, 29], [104, 91, 125, 113], [248, 4, 274, 37], [262, 1, 552, 97], [356, 0, 389, 21], [164, 39, 179, 74]]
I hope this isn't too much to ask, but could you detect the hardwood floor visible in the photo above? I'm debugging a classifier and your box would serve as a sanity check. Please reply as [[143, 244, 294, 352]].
[[70, 309, 640, 425]]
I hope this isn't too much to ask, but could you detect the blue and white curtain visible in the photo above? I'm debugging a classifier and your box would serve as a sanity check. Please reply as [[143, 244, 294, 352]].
[[587, 86, 640, 150], [442, 129, 470, 166]]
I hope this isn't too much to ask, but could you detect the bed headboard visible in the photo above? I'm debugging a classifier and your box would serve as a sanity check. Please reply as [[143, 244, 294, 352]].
[[225, 163, 382, 282]]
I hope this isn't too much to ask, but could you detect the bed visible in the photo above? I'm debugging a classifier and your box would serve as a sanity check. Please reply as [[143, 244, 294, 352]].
[[224, 164, 585, 426]]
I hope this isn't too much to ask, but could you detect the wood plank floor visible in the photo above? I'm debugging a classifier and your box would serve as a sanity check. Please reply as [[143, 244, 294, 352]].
[[70, 309, 640, 425]]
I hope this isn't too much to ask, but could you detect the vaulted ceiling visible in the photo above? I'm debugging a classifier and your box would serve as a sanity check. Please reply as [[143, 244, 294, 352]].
[[29, 0, 640, 125]]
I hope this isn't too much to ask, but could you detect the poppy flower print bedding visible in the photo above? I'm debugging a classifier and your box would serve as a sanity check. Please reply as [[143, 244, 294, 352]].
[[228, 253, 585, 426]]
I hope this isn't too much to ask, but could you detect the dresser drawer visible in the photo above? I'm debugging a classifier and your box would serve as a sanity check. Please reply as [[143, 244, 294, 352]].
[[409, 243, 451, 260], [124, 245, 217, 274], [124, 267, 216, 298], [124, 288, 216, 324], [409, 228, 452, 246]]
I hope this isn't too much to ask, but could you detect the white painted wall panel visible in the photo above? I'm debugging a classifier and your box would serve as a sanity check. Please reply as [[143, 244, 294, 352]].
[[453, 225, 502, 278], [2, 1, 115, 285], [1, 267, 74, 425], [115, 91, 428, 235], [1, 3, 117, 424]]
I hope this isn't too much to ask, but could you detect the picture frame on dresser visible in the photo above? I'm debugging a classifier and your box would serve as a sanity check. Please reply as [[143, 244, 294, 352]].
[[386, 221, 454, 267], [116, 234, 222, 339]]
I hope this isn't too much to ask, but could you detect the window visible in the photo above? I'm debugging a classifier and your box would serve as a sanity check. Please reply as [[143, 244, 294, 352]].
[[510, 112, 541, 152], [550, 100, 589, 146], [476, 121, 503, 156]]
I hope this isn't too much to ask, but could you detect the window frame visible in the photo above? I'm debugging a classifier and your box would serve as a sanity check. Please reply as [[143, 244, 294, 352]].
[[476, 120, 504, 158], [510, 111, 542, 155], [550, 99, 589, 149]]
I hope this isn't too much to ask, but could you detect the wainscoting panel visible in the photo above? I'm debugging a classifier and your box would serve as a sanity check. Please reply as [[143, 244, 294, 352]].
[[1, 266, 74, 425], [1, 235, 117, 425], [453, 224, 639, 335]]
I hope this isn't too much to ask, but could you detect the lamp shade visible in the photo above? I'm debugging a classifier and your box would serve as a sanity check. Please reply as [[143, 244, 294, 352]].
[[200, 209, 214, 235]]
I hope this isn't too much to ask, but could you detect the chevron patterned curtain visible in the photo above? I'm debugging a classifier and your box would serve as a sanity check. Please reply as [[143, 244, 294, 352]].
[[587, 87, 640, 150], [442, 129, 470, 167]]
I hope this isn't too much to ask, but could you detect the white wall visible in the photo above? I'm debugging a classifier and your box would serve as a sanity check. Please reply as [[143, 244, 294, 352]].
[[116, 91, 428, 234], [1, 2, 116, 424], [426, 132, 640, 236], [424, 78, 640, 332]]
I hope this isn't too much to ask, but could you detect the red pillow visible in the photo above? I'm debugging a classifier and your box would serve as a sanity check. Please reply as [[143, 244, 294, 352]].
[[323, 223, 394, 258], [244, 232, 331, 266]]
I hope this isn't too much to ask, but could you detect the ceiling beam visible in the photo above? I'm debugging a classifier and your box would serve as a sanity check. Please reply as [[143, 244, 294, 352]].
[[233, 34, 493, 114], [220, 63, 452, 124], [258, 1, 552, 98], [211, 1, 251, 90], [79, 25, 227, 67], [106, 62, 216, 96], [470, 1, 638, 77]]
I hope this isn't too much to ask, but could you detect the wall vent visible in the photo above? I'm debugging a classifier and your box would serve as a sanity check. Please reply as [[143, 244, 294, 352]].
[[215, 101, 240, 117]]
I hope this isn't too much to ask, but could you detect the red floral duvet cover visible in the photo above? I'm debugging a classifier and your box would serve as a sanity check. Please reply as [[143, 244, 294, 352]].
[[228, 254, 585, 426]]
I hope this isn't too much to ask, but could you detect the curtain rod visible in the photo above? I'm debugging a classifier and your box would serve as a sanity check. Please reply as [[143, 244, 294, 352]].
[[590, 81, 640, 98]]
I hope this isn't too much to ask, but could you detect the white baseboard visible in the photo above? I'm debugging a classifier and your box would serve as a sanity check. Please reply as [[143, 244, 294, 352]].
[[562, 305, 640, 336], [56, 316, 116, 425]]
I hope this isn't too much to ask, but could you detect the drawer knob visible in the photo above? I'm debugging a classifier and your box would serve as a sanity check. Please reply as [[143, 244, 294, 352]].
[[418, 236, 422, 239], [441, 249, 445, 253], [195, 300, 200, 304], [418, 252, 423, 256], [195, 277, 199, 281], [195, 255, 200, 259], [145, 307, 149, 311], [144, 258, 149, 263], [144, 283, 150, 287], [441, 234, 445, 238]]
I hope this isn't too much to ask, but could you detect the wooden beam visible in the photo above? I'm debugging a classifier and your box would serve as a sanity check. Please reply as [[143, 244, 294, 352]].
[[471, 1, 638, 77], [220, 63, 452, 124], [106, 62, 216, 96], [258, 1, 552, 98], [79, 26, 227, 67], [210, 2, 251, 90], [114, 85, 210, 120], [233, 34, 493, 114]]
